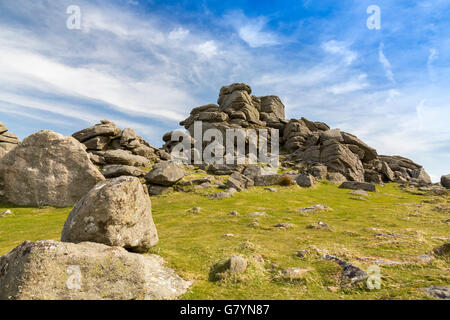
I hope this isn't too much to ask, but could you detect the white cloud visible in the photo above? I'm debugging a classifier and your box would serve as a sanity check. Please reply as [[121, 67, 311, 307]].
[[322, 40, 357, 65], [378, 43, 395, 83]]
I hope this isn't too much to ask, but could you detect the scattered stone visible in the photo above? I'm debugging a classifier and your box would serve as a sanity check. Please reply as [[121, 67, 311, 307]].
[[229, 211, 239, 216], [145, 162, 185, 186], [223, 234, 234, 238], [249, 220, 259, 227], [274, 223, 292, 229], [253, 174, 283, 186], [189, 207, 201, 213], [0, 240, 191, 300], [298, 204, 329, 213], [209, 189, 236, 199], [248, 212, 267, 217], [433, 243, 449, 256], [296, 250, 309, 258], [61, 176, 158, 253], [424, 286, 450, 300], [280, 268, 311, 280], [416, 254, 434, 263], [226, 172, 254, 191], [350, 196, 367, 201], [339, 181, 376, 192], [0, 130, 105, 207], [228, 256, 248, 274], [0, 209, 11, 215], [323, 254, 368, 284], [307, 221, 332, 230], [265, 187, 278, 192]]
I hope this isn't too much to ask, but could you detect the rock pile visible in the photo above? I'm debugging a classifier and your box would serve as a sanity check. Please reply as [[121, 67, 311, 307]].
[[72, 120, 169, 175], [162, 83, 432, 187], [0, 176, 191, 300], [0, 130, 105, 207], [0, 122, 19, 158]]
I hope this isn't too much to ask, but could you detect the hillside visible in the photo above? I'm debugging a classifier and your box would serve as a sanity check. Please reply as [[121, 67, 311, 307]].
[[1, 179, 448, 300]]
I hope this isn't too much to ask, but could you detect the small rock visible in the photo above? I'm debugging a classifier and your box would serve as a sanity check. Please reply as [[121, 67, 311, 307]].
[[350, 196, 367, 201], [433, 243, 449, 256], [0, 209, 11, 215], [228, 256, 248, 273], [424, 285, 450, 300], [307, 221, 332, 230], [223, 234, 234, 238], [249, 220, 259, 227], [265, 187, 278, 192], [327, 286, 339, 293], [298, 204, 329, 213], [296, 250, 309, 258], [296, 173, 316, 187], [229, 211, 239, 216], [189, 207, 201, 213], [248, 212, 267, 217], [274, 223, 292, 229], [280, 268, 311, 280]]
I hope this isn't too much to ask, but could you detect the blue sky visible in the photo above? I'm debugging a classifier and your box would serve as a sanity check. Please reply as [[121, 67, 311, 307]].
[[0, 0, 449, 181]]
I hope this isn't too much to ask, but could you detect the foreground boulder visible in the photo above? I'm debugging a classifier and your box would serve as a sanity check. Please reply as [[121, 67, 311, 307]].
[[0, 240, 191, 300], [61, 176, 158, 252], [0, 130, 105, 207]]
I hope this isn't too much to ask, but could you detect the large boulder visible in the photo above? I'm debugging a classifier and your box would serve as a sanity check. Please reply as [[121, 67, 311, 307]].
[[441, 175, 450, 189], [145, 162, 185, 186], [61, 176, 158, 252], [0, 240, 191, 300], [341, 132, 378, 162], [101, 165, 145, 179], [217, 83, 261, 125], [0, 130, 105, 207]]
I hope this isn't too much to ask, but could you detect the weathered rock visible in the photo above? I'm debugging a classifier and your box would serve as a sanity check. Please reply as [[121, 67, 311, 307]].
[[339, 181, 376, 192], [441, 175, 450, 189], [101, 165, 145, 179], [120, 128, 137, 147], [61, 176, 158, 252], [218, 84, 260, 124], [320, 141, 364, 182], [411, 167, 432, 185], [433, 243, 449, 256], [341, 132, 378, 162], [83, 136, 111, 151], [298, 204, 329, 213], [145, 162, 185, 186], [280, 268, 311, 280], [0, 240, 191, 300], [104, 150, 151, 167], [323, 254, 368, 284], [148, 185, 172, 196], [0, 130, 105, 207], [254, 174, 283, 186], [0, 122, 7, 134], [320, 129, 343, 143], [72, 120, 122, 143], [381, 161, 395, 181], [349, 189, 369, 196], [327, 172, 347, 184], [296, 173, 315, 187], [0, 132, 19, 144], [309, 164, 327, 180], [228, 256, 248, 273], [226, 172, 254, 191], [424, 286, 450, 300]]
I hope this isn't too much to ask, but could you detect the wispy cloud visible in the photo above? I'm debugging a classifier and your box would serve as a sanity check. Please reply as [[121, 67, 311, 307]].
[[378, 43, 395, 83]]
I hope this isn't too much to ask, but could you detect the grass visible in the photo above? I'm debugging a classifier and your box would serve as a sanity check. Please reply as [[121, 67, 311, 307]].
[[0, 182, 448, 300]]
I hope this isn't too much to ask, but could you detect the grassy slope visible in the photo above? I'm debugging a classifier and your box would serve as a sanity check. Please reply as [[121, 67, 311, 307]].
[[0, 182, 448, 300]]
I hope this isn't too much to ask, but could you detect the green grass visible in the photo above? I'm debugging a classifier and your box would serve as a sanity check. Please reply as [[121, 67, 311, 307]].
[[0, 182, 448, 300]]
